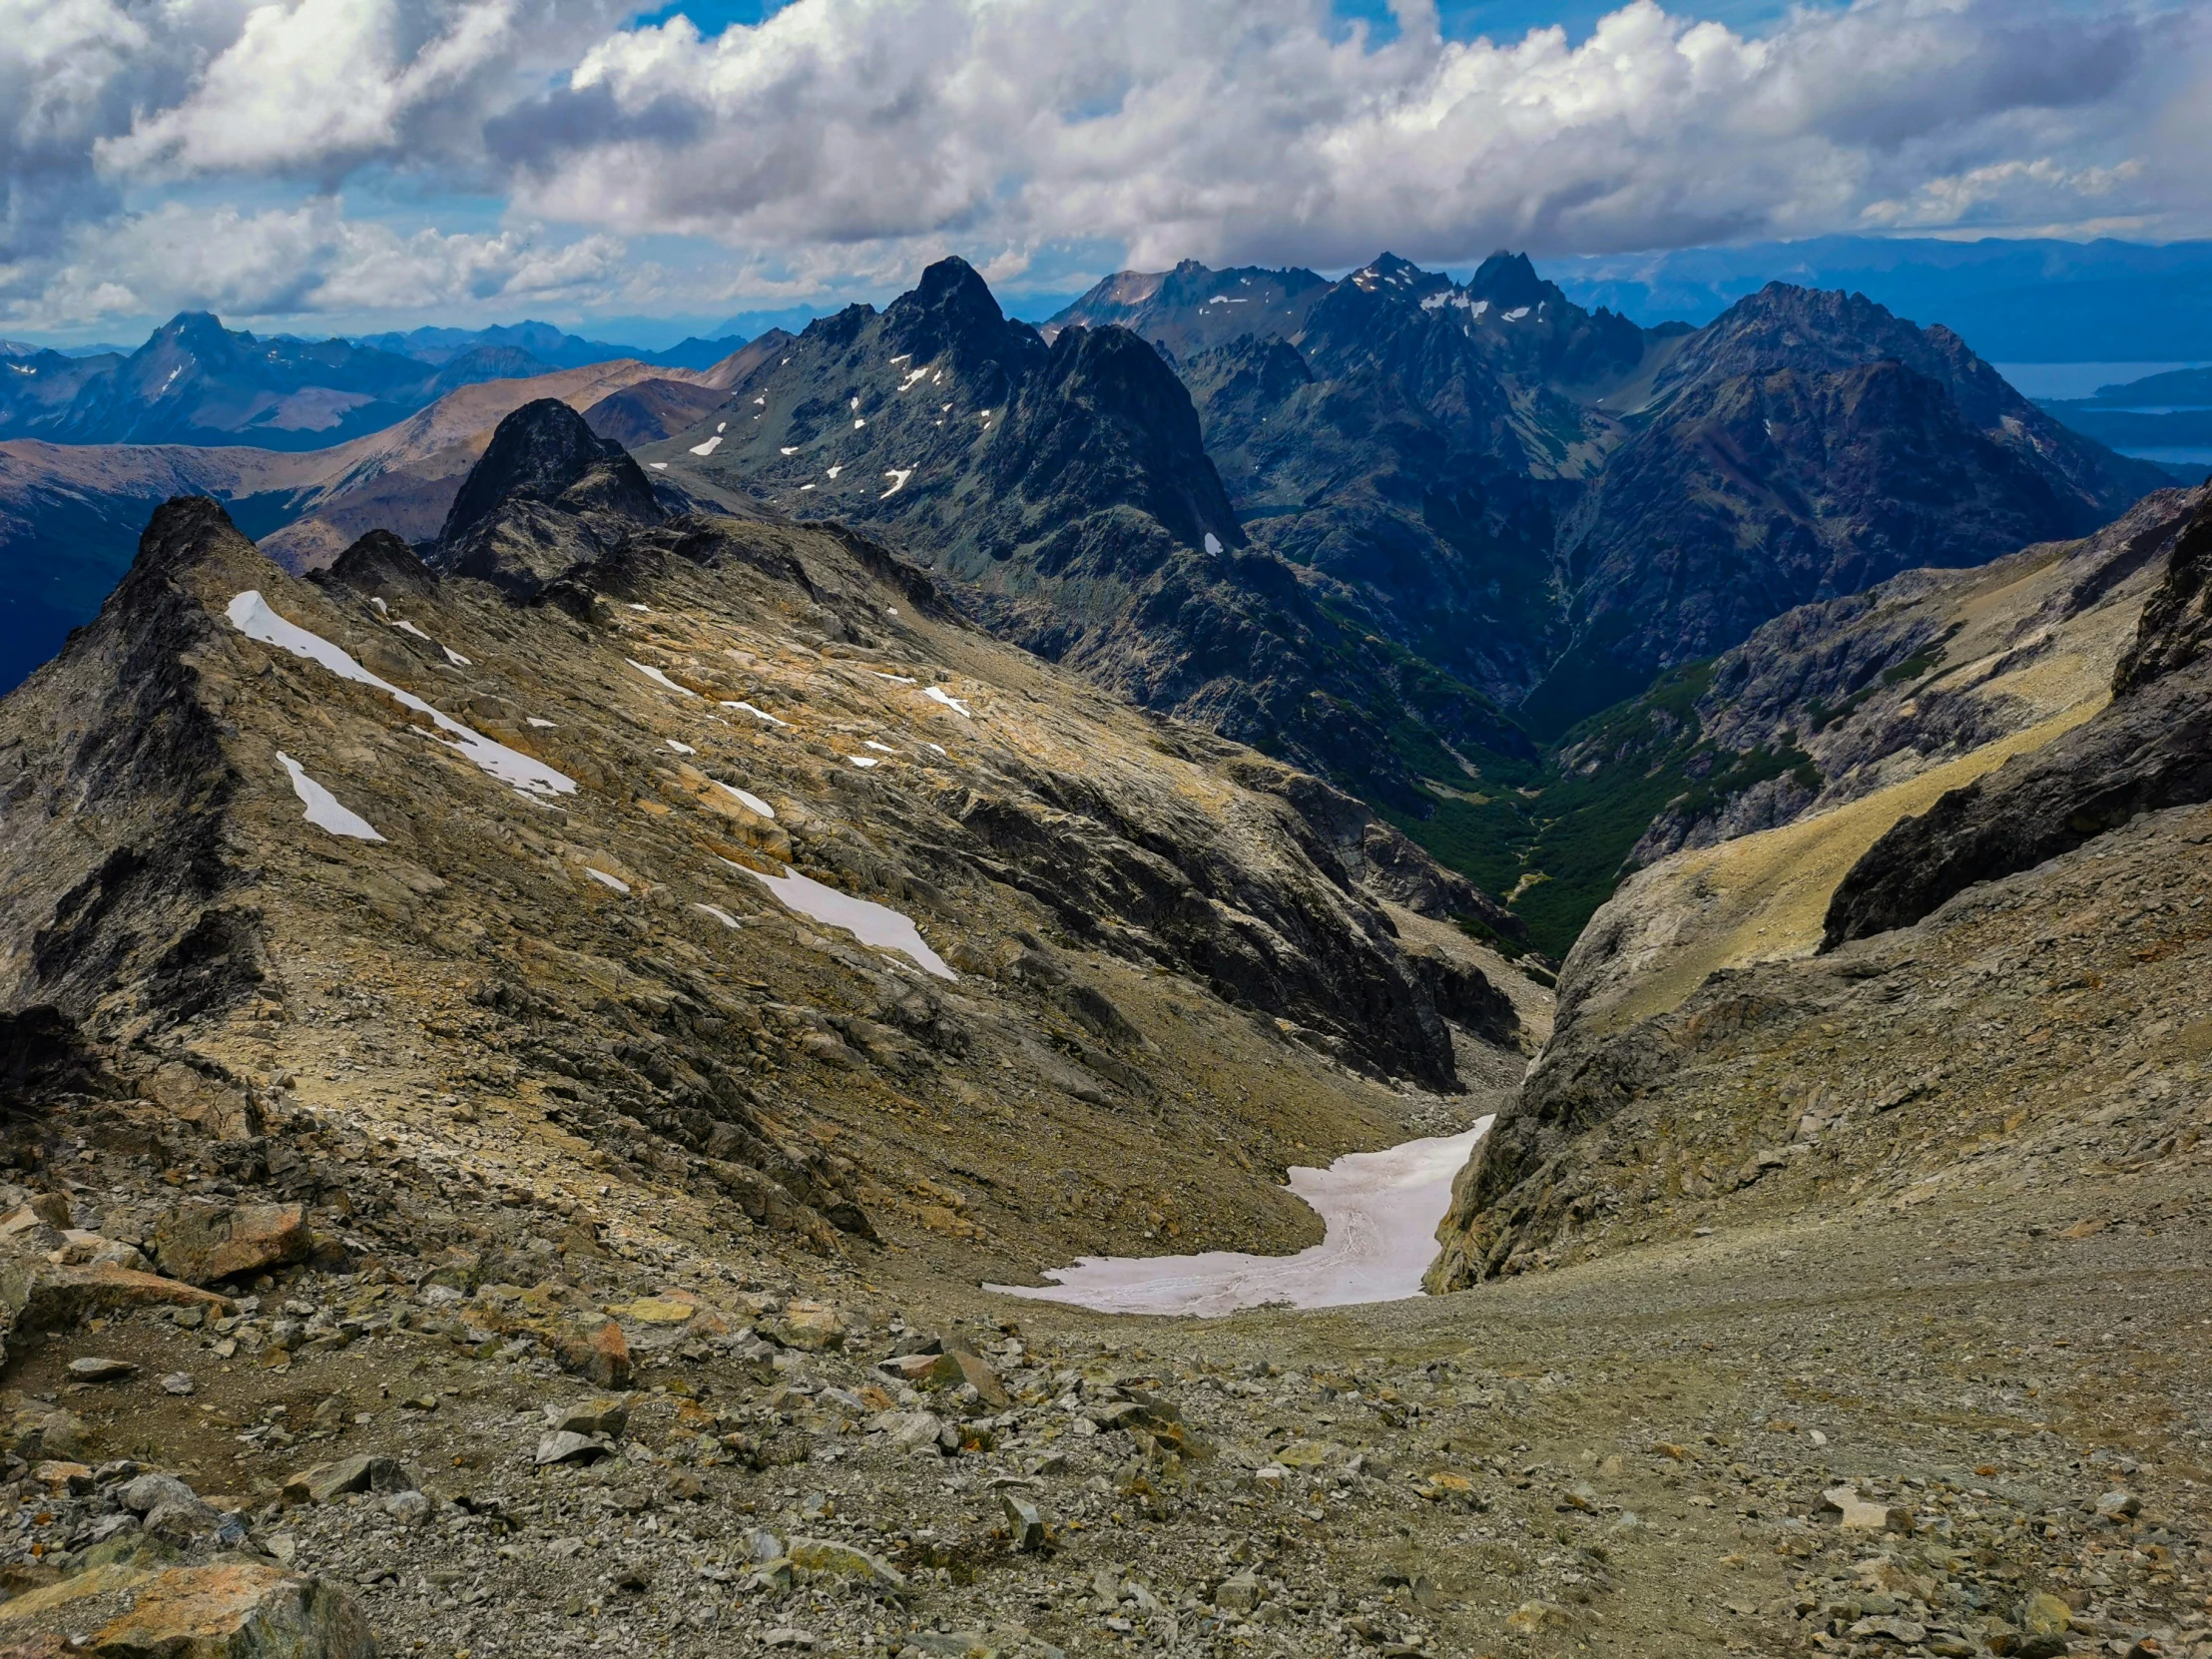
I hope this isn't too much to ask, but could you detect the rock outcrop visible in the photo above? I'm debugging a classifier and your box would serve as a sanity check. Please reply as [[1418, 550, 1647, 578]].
[[1824, 491, 2212, 946]]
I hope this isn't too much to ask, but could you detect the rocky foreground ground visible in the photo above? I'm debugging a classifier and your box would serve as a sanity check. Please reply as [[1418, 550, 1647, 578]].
[[0, 1096, 2203, 1659]]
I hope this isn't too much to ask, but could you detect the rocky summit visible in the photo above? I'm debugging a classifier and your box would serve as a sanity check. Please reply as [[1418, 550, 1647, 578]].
[[0, 264, 2209, 1659]]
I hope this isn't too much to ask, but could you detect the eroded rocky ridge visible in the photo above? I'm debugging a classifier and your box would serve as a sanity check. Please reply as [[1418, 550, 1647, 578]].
[[2, 428, 1526, 1296]]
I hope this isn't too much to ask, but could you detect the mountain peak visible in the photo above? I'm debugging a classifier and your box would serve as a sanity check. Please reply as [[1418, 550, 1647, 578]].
[[909, 257, 1005, 323], [436, 397, 660, 569], [1467, 251, 1546, 308]]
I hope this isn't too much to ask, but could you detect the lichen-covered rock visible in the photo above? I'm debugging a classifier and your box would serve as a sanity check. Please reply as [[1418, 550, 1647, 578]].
[[151, 1203, 309, 1287]]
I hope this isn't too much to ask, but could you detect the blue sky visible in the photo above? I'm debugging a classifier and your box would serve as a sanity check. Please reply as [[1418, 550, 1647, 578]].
[[5, 0, 2201, 343]]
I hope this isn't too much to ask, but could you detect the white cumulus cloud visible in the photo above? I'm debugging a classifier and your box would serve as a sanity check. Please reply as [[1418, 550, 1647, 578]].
[[0, 0, 2204, 327]]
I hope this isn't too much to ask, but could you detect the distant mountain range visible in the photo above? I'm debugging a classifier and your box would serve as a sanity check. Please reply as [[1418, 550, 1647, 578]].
[[350, 320, 748, 373], [0, 314, 752, 451], [1546, 235, 2212, 362]]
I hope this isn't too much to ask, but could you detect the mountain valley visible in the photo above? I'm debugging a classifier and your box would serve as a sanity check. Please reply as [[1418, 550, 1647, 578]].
[[0, 248, 2208, 1659]]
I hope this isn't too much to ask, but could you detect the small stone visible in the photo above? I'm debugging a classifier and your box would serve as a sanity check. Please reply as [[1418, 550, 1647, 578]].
[[383, 1490, 431, 1527], [666, 1470, 706, 1502], [160, 1373, 195, 1396], [786, 1537, 904, 1593], [32, 1460, 94, 1494], [2094, 1489, 2141, 1519], [150, 1202, 310, 1287], [66, 1357, 138, 1382], [1822, 1485, 1912, 1532], [1214, 1570, 1262, 1612], [1001, 1489, 1045, 1550], [2021, 1590, 2072, 1638], [762, 1630, 816, 1650], [544, 1396, 631, 1437], [534, 1430, 616, 1466], [121, 1473, 200, 1514]]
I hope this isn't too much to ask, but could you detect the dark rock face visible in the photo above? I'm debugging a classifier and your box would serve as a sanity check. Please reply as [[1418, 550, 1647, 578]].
[[0, 498, 262, 1039], [433, 398, 665, 595], [314, 529, 437, 600], [667, 258, 1536, 812], [1823, 492, 2212, 947], [1531, 284, 2170, 729]]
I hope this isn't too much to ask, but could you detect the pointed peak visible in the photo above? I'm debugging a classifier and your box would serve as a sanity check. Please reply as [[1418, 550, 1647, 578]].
[[910, 257, 1004, 320], [1466, 252, 1546, 308], [1345, 253, 1435, 294]]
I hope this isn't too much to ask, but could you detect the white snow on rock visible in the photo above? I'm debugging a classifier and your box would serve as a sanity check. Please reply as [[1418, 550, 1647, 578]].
[[651, 461, 668, 470], [880, 467, 912, 498], [780, 446, 800, 455], [721, 700, 789, 727], [1503, 306, 1530, 321], [527, 718, 557, 729], [585, 867, 630, 894], [626, 660, 699, 697], [276, 753, 384, 841], [717, 421, 727, 433], [741, 862, 955, 979], [666, 738, 697, 755], [873, 671, 918, 685], [689, 435, 724, 456], [391, 620, 435, 642], [853, 417, 866, 429], [694, 902, 742, 929], [924, 686, 971, 717], [227, 592, 576, 799], [715, 780, 777, 818], [847, 756, 880, 769], [989, 1117, 1495, 1317], [826, 464, 842, 479], [1204, 532, 1223, 555], [863, 740, 895, 753], [443, 647, 471, 667], [898, 368, 927, 391]]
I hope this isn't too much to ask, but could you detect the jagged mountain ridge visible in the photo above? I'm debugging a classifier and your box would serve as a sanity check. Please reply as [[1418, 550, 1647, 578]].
[[649, 258, 1538, 814]]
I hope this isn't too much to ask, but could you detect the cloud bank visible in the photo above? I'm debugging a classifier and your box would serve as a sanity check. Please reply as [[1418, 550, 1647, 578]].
[[2, 0, 2203, 327]]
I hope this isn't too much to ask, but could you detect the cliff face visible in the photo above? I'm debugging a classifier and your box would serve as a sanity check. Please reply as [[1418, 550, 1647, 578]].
[[1823, 491, 2212, 947]]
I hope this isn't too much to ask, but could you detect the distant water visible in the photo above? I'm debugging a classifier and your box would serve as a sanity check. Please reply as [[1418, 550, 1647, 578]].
[[1996, 362, 2212, 400], [987, 1116, 1492, 1318]]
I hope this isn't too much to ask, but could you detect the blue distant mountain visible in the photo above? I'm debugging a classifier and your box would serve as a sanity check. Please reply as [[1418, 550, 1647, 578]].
[[1547, 236, 2212, 363], [351, 320, 747, 372]]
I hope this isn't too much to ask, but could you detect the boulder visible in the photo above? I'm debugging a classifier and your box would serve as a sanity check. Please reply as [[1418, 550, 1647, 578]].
[[151, 1204, 309, 1287], [2, 1263, 230, 1335], [92, 1563, 374, 1659]]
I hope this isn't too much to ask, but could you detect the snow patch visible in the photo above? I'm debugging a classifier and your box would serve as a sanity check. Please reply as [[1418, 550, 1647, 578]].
[[694, 902, 742, 928], [443, 647, 470, 668], [1502, 306, 1530, 321], [585, 867, 630, 895], [689, 434, 723, 456], [276, 753, 384, 841], [924, 686, 971, 717], [527, 718, 557, 729], [650, 461, 668, 470], [226, 592, 575, 799], [741, 862, 955, 979], [991, 1118, 1494, 1316], [1203, 532, 1223, 555], [666, 738, 697, 755], [626, 660, 699, 698], [880, 467, 912, 497], [847, 756, 880, 769], [722, 701, 790, 726], [780, 446, 800, 455], [391, 620, 434, 642], [826, 464, 842, 479], [863, 740, 894, 753], [715, 781, 777, 818], [873, 671, 918, 684]]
